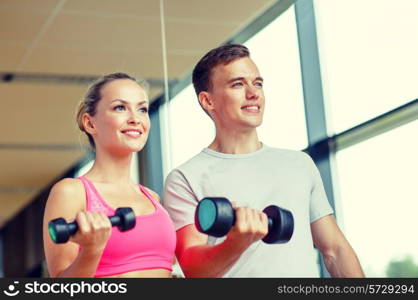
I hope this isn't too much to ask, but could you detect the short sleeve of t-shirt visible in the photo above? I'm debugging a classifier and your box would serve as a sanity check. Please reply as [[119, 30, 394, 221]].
[[302, 153, 334, 223], [163, 169, 198, 231]]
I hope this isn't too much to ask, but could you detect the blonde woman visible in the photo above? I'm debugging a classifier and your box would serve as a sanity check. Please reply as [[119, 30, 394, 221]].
[[43, 73, 176, 277]]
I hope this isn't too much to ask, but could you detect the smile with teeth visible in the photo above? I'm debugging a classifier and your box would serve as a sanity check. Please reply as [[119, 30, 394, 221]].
[[242, 105, 260, 112], [122, 130, 142, 138]]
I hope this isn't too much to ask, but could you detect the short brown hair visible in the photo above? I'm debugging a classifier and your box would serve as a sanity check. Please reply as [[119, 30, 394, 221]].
[[76, 72, 149, 149], [192, 43, 250, 96]]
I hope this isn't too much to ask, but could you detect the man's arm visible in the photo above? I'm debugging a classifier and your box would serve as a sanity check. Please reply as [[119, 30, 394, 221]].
[[164, 169, 268, 277], [176, 206, 268, 278], [311, 215, 364, 277], [176, 225, 245, 277]]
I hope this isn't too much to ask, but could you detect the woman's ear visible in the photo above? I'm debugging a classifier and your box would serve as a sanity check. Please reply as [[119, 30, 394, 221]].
[[82, 113, 96, 135]]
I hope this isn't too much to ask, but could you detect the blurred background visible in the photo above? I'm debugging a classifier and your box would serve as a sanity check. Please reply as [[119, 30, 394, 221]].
[[0, 0, 417, 277]]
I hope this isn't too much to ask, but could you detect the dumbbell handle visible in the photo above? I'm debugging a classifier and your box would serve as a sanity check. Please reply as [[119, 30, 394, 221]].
[[196, 198, 294, 244], [218, 202, 293, 243], [229, 213, 274, 231], [65, 215, 122, 236]]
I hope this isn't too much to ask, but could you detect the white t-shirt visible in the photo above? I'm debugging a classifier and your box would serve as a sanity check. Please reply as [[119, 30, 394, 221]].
[[163, 144, 333, 277]]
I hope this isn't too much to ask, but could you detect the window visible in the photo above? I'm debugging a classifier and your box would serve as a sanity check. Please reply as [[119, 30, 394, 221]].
[[168, 85, 214, 168], [335, 120, 418, 276], [314, 0, 418, 133], [246, 6, 307, 150]]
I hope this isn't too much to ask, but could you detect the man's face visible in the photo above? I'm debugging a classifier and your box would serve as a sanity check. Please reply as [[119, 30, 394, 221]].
[[206, 57, 265, 131]]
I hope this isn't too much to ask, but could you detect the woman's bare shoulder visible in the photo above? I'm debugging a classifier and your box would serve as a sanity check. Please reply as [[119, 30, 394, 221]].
[[46, 178, 86, 214], [143, 186, 161, 202]]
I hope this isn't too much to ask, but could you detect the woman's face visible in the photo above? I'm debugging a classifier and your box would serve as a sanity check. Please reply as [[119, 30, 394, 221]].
[[86, 79, 150, 155]]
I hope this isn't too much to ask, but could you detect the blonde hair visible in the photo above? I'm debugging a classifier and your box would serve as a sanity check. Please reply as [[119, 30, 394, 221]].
[[76, 72, 149, 149]]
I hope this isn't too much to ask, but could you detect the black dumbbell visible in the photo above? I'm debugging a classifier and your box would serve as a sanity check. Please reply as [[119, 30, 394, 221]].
[[195, 197, 294, 244], [48, 207, 136, 244]]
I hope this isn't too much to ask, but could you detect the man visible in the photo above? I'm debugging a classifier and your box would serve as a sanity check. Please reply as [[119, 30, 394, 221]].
[[163, 44, 364, 277]]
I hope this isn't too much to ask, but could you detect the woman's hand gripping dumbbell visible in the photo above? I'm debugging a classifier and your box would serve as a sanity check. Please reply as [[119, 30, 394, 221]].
[[48, 207, 136, 243], [195, 197, 294, 244]]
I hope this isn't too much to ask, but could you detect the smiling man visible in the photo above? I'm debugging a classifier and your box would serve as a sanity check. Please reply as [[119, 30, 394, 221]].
[[163, 44, 364, 278]]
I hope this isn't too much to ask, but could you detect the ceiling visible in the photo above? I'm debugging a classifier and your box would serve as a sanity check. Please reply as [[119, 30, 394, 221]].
[[0, 0, 278, 226]]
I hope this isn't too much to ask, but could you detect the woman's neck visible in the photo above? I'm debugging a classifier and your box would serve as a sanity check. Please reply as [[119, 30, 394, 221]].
[[84, 150, 134, 184]]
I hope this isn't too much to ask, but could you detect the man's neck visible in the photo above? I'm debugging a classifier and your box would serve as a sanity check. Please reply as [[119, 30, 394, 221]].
[[208, 129, 262, 154]]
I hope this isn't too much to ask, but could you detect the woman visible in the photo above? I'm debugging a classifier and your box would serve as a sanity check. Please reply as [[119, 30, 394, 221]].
[[43, 73, 176, 277]]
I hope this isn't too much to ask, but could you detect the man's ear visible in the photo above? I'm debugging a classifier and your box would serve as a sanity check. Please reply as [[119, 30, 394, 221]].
[[198, 91, 215, 112], [82, 113, 96, 135]]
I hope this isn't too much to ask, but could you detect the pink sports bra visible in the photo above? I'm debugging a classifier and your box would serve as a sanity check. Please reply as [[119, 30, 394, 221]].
[[78, 176, 176, 277]]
